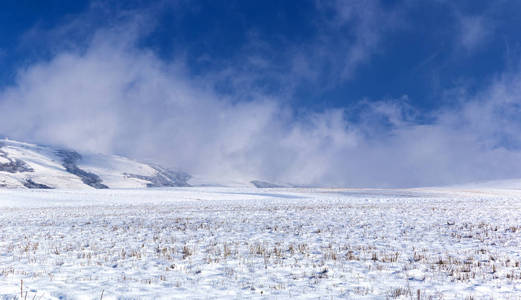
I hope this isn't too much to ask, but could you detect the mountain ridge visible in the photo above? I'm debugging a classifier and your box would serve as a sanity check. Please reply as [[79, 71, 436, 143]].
[[0, 138, 191, 189]]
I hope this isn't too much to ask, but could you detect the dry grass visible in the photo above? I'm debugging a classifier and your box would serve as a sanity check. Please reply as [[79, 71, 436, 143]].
[[0, 193, 520, 298]]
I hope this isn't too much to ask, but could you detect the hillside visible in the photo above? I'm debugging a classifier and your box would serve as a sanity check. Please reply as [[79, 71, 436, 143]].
[[0, 138, 190, 189]]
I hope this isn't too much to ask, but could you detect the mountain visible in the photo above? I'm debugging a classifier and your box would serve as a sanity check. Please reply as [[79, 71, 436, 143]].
[[250, 180, 285, 188], [0, 138, 190, 189]]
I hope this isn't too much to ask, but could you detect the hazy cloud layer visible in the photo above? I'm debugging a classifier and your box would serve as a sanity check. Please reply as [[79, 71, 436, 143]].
[[457, 14, 494, 52], [1, 2, 521, 187]]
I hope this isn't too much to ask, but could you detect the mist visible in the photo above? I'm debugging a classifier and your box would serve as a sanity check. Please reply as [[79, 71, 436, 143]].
[[1, 10, 521, 187]]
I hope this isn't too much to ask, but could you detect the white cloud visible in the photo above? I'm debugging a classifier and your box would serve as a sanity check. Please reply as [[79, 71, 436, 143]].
[[1, 4, 521, 187], [458, 15, 493, 52], [327, 0, 402, 79], [203, 0, 404, 97]]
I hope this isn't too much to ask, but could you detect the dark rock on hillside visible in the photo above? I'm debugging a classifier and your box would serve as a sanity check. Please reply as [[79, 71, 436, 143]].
[[55, 150, 108, 189], [23, 179, 53, 189], [125, 166, 191, 188], [0, 148, 34, 173], [251, 180, 283, 188]]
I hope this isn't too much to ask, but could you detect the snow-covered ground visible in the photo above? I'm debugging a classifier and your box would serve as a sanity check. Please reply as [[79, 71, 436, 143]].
[[1, 187, 521, 299]]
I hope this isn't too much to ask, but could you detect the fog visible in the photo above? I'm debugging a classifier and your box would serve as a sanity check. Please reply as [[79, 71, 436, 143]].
[[1, 5, 521, 187]]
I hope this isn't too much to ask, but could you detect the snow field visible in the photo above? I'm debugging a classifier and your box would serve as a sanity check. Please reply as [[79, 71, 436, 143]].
[[0, 187, 521, 299]]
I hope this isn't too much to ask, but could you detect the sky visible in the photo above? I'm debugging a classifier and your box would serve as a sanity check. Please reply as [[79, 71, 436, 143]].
[[1, 0, 521, 187]]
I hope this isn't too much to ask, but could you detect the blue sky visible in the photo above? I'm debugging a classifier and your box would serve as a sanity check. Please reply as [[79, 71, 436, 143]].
[[2, 0, 521, 187]]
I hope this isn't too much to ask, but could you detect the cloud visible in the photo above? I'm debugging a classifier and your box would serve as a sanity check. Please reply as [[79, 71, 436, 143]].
[[458, 15, 493, 51], [326, 0, 402, 79], [200, 0, 404, 99], [1, 2, 521, 188]]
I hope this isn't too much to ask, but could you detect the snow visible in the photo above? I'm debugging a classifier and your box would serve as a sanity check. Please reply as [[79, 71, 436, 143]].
[[77, 153, 156, 188], [0, 138, 187, 189], [1, 186, 521, 299], [0, 140, 86, 189]]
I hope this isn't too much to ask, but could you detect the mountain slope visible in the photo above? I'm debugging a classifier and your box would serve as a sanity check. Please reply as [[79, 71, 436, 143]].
[[0, 138, 190, 189]]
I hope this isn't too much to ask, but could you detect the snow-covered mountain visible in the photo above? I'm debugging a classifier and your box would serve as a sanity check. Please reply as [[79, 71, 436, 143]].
[[0, 138, 190, 189]]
